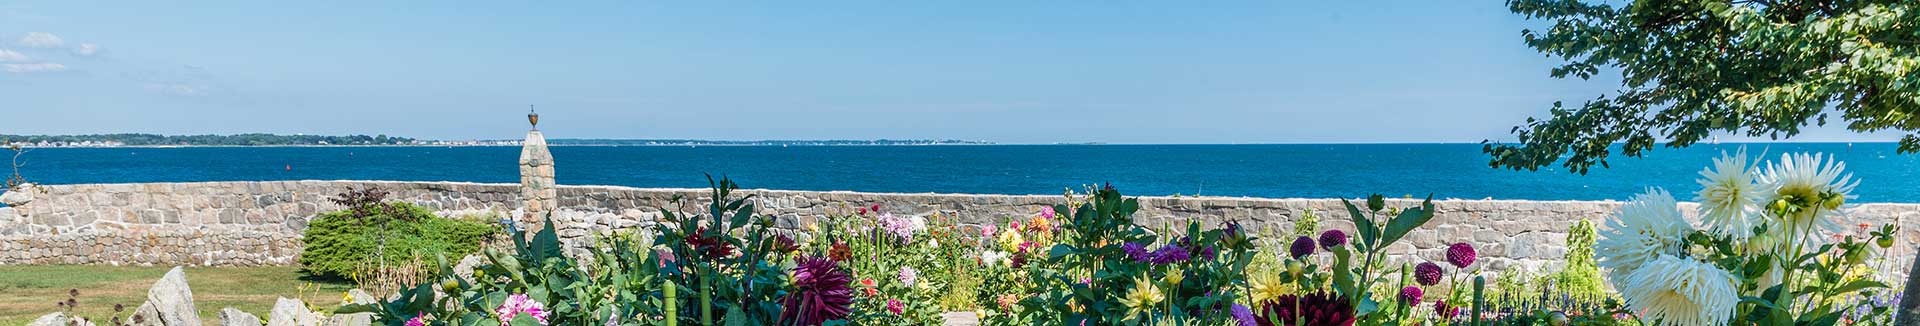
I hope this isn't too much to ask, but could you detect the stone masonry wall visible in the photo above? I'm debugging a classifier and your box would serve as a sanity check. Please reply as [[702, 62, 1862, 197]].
[[2, 181, 1917, 280]]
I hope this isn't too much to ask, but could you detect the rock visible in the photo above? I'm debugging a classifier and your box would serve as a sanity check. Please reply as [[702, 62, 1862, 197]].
[[130, 266, 201, 326], [452, 254, 485, 283], [267, 297, 318, 326], [940, 311, 980, 326], [324, 312, 373, 326], [344, 289, 376, 305], [218, 308, 261, 326], [28, 312, 94, 326], [0, 184, 32, 206]]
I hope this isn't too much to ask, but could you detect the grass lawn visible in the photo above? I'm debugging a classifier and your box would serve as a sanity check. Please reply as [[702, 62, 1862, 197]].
[[0, 265, 354, 325]]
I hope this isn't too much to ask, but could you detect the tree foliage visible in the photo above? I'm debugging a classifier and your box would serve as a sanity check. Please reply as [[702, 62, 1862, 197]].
[[1488, 0, 1920, 173]]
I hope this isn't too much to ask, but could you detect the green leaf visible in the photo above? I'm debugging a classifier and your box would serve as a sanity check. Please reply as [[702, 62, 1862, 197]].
[[1341, 199, 1378, 247], [532, 215, 564, 260], [1377, 195, 1436, 247], [1827, 280, 1888, 295], [1332, 246, 1356, 298]]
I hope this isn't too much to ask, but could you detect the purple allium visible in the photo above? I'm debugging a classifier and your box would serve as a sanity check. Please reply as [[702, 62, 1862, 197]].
[[1288, 236, 1315, 259], [782, 256, 855, 326], [1123, 242, 1151, 263], [1230, 303, 1257, 326], [1398, 286, 1424, 306], [1318, 230, 1348, 250], [1446, 243, 1477, 269], [1414, 262, 1444, 286], [1150, 245, 1190, 265]]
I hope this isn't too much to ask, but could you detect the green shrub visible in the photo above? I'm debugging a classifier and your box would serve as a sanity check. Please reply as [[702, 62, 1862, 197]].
[[298, 201, 498, 279], [1552, 219, 1606, 302]]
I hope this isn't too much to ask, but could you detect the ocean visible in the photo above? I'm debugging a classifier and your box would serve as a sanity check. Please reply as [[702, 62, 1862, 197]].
[[10, 143, 1919, 202]]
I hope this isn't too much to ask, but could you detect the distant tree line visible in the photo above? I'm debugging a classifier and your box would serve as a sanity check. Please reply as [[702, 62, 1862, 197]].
[[545, 138, 993, 146], [0, 133, 418, 146]]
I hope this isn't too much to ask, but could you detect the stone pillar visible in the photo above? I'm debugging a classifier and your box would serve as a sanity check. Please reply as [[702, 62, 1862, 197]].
[[519, 120, 556, 223]]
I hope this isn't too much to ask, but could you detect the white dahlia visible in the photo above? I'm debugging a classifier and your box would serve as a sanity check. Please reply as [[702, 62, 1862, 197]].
[[1758, 152, 1857, 235], [1621, 255, 1739, 326], [1694, 148, 1767, 239], [1595, 188, 1693, 284]]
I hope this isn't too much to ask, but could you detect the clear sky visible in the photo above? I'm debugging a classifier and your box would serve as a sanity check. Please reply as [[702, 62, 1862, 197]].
[[0, 1, 1894, 143]]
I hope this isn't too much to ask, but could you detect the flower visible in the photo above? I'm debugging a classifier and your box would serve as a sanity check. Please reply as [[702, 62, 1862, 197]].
[[860, 278, 877, 288], [1041, 206, 1056, 219], [1434, 300, 1459, 320], [1230, 303, 1258, 326], [871, 204, 882, 213], [1123, 242, 1151, 263], [1414, 262, 1443, 286], [981, 224, 997, 238], [1398, 286, 1423, 306], [1289, 236, 1316, 259], [898, 266, 918, 288], [828, 242, 851, 262], [1619, 255, 1739, 326], [685, 227, 737, 260], [1118, 276, 1165, 319], [772, 234, 799, 254], [1695, 148, 1766, 239], [782, 256, 855, 326], [1759, 152, 1857, 235], [1595, 188, 1692, 284], [979, 250, 1009, 267], [494, 294, 551, 325], [886, 298, 904, 315], [405, 312, 427, 326], [1446, 242, 1477, 269], [998, 228, 1025, 252], [1257, 292, 1355, 326], [996, 294, 1019, 310], [857, 207, 867, 215], [1318, 230, 1348, 250], [878, 213, 915, 241], [1247, 271, 1288, 305], [1149, 245, 1190, 265], [341, 291, 354, 305]]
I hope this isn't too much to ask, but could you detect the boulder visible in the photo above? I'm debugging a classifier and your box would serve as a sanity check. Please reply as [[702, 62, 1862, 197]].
[[0, 183, 32, 206], [28, 312, 94, 326], [344, 289, 377, 305], [324, 312, 372, 326], [130, 266, 201, 326], [218, 308, 261, 326], [266, 297, 318, 326], [452, 254, 485, 283]]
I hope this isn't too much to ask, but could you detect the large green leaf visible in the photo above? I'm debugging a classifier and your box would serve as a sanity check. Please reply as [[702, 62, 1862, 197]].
[[1376, 195, 1436, 248], [1341, 199, 1378, 248], [1331, 246, 1356, 299], [532, 215, 564, 260]]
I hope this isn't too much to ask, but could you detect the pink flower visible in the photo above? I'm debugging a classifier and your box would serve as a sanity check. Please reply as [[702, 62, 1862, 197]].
[[871, 204, 882, 213], [981, 224, 997, 238], [495, 294, 551, 325], [1010, 221, 1022, 231], [886, 298, 904, 315], [1040, 206, 1056, 219], [405, 312, 427, 326], [857, 207, 868, 215]]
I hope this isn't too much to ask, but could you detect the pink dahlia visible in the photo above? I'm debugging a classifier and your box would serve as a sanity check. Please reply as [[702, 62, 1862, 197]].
[[494, 294, 550, 325], [405, 312, 427, 326], [1446, 243, 1476, 268]]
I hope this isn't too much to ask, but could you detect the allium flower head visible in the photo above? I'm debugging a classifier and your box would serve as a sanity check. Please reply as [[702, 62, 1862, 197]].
[[1289, 236, 1316, 259], [1398, 286, 1423, 306], [1695, 148, 1766, 239], [1759, 152, 1857, 235], [1318, 230, 1348, 250], [783, 256, 855, 326], [1434, 300, 1459, 320], [1414, 262, 1444, 286], [1446, 243, 1477, 269], [1595, 188, 1691, 283], [1620, 255, 1739, 326]]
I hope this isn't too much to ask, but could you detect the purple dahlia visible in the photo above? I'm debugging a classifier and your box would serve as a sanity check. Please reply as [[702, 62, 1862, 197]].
[[1288, 236, 1315, 259], [1123, 242, 1151, 263], [1414, 262, 1443, 286], [1150, 245, 1190, 265], [1230, 303, 1257, 326], [1434, 299, 1459, 320], [1257, 292, 1355, 326], [781, 256, 854, 326], [1398, 286, 1423, 306], [1318, 230, 1348, 250], [1446, 243, 1477, 269]]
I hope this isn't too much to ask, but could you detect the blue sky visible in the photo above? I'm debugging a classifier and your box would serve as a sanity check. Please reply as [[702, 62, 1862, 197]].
[[0, 1, 1894, 143]]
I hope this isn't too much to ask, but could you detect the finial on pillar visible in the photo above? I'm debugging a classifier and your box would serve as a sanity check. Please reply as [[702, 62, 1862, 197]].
[[527, 105, 540, 130]]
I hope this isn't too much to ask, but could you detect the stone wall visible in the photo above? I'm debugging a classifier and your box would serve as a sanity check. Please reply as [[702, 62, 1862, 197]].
[[2, 181, 1918, 280]]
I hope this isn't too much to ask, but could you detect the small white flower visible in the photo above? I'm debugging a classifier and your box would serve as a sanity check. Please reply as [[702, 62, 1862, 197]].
[[1595, 188, 1693, 284], [1620, 255, 1739, 326], [1695, 148, 1766, 239]]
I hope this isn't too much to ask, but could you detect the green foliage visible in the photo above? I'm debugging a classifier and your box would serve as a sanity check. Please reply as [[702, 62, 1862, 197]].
[[649, 175, 790, 325], [1552, 219, 1607, 303], [298, 202, 498, 279], [1289, 208, 1319, 238], [1488, 0, 1920, 173]]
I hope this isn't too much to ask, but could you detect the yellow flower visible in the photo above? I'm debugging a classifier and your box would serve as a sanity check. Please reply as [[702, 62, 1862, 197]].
[[1248, 271, 1289, 305], [806, 222, 819, 234], [1163, 267, 1184, 286], [1118, 276, 1164, 320], [998, 229, 1024, 252], [341, 292, 354, 305]]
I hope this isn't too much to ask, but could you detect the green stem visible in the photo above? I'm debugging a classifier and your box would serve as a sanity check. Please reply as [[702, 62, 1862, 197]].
[[700, 267, 713, 326]]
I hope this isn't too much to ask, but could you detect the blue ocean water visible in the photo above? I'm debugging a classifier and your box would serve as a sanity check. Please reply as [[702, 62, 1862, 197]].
[[10, 143, 1920, 202]]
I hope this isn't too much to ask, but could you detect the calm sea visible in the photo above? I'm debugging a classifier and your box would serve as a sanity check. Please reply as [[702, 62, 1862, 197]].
[[10, 143, 1920, 202]]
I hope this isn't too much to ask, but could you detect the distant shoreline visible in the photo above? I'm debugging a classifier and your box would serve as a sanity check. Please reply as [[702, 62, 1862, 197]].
[[13, 141, 1905, 149]]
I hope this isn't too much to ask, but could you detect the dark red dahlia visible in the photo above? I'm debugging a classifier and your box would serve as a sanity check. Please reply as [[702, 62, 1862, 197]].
[[1318, 230, 1347, 250], [827, 242, 851, 262], [1414, 262, 1443, 286], [1257, 292, 1355, 326], [781, 256, 854, 326], [1009, 250, 1029, 269], [1446, 243, 1476, 269], [685, 227, 736, 260], [772, 234, 799, 254], [1288, 236, 1315, 259], [1433, 299, 1459, 320], [1398, 286, 1423, 306]]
